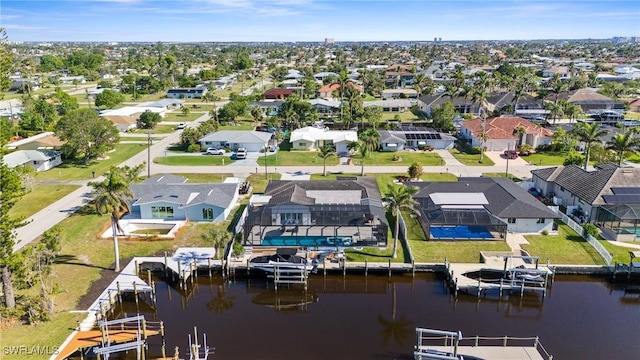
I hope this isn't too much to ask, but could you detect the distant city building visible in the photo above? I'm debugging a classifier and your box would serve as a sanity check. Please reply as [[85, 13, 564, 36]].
[[325, 38, 334, 44]]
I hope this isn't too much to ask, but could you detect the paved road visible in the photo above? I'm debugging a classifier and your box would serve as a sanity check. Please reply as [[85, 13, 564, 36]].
[[13, 116, 546, 251]]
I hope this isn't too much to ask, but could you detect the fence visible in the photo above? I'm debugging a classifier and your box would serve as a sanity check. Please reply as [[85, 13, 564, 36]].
[[397, 211, 415, 263], [234, 206, 249, 235], [549, 207, 613, 265]]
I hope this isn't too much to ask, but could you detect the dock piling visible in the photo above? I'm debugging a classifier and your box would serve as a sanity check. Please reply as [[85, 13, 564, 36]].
[[365, 259, 368, 276], [388, 259, 391, 278]]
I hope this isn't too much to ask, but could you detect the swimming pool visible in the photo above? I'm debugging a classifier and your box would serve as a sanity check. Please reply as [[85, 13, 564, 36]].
[[262, 235, 353, 247], [430, 225, 494, 240]]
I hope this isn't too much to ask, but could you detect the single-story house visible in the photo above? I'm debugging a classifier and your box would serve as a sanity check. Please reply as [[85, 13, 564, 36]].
[[100, 106, 166, 118], [2, 149, 62, 172], [313, 72, 338, 82], [417, 94, 480, 115], [363, 99, 412, 113], [166, 87, 207, 99], [531, 163, 640, 228], [102, 113, 140, 132], [262, 88, 294, 100], [318, 82, 363, 100], [378, 126, 456, 151], [242, 177, 388, 247], [308, 98, 340, 115], [54, 76, 86, 85], [199, 130, 272, 152], [382, 88, 418, 99], [459, 116, 554, 151], [408, 177, 559, 239], [6, 132, 64, 150], [289, 126, 358, 153], [248, 101, 285, 117], [138, 99, 185, 110], [546, 89, 625, 113], [130, 174, 239, 222]]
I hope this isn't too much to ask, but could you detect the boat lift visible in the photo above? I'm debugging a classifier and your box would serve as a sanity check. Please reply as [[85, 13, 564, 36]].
[[414, 328, 462, 360]]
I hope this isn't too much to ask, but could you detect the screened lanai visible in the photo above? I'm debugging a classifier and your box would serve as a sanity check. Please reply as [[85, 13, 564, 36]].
[[417, 206, 507, 240], [595, 204, 640, 240]]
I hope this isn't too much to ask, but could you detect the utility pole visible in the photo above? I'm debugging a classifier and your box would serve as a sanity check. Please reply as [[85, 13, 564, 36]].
[[147, 128, 151, 178], [505, 143, 510, 178]]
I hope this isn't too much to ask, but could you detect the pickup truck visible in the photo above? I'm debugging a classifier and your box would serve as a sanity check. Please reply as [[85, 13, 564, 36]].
[[236, 148, 247, 159]]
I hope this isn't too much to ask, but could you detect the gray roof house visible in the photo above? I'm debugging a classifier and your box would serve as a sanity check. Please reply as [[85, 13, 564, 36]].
[[199, 130, 272, 152], [408, 177, 559, 239], [531, 164, 640, 227], [379, 126, 456, 151], [242, 177, 388, 248], [130, 175, 239, 222], [2, 150, 62, 172]]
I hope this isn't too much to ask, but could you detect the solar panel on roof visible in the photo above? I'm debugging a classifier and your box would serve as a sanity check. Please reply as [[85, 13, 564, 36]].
[[611, 187, 640, 195], [602, 194, 640, 204]]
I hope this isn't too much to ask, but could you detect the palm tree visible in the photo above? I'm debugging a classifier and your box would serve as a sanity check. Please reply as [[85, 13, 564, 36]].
[[318, 146, 336, 176], [513, 126, 526, 147], [607, 131, 639, 166], [356, 141, 369, 176], [470, 86, 489, 161], [360, 128, 380, 155], [573, 122, 608, 170], [201, 228, 231, 259], [251, 106, 263, 125], [89, 168, 134, 272], [545, 102, 563, 125], [383, 184, 419, 259]]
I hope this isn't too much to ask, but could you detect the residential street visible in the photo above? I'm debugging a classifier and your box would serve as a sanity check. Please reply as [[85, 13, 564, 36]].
[[13, 113, 545, 252]]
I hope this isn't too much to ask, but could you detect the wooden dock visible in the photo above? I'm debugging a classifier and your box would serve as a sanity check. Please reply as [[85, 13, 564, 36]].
[[420, 345, 547, 360]]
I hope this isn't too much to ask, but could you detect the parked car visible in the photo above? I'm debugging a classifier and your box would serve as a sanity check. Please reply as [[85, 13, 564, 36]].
[[236, 148, 247, 159], [504, 150, 519, 159], [176, 123, 186, 129], [206, 147, 225, 155]]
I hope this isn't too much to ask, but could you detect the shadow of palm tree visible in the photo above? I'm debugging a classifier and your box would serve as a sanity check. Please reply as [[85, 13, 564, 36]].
[[206, 285, 235, 313], [377, 283, 413, 346], [54, 254, 109, 270]]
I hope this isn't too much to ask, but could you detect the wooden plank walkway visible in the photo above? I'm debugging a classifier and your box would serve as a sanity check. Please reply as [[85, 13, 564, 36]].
[[422, 345, 546, 360], [55, 329, 160, 360]]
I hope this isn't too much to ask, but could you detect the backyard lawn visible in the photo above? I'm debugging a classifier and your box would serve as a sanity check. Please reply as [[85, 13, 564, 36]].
[[218, 121, 258, 131], [246, 173, 282, 193], [520, 151, 568, 166], [147, 124, 178, 134], [449, 149, 495, 166], [482, 172, 522, 182], [153, 154, 235, 166], [36, 144, 147, 181], [352, 150, 444, 166], [523, 223, 607, 265], [162, 111, 203, 122], [9, 184, 80, 219]]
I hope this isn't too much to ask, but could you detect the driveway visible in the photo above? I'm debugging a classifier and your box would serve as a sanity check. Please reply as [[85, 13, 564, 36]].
[[484, 151, 529, 168]]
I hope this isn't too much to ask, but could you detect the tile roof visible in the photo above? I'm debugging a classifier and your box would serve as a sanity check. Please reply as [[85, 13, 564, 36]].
[[461, 116, 554, 140], [262, 88, 293, 97], [409, 177, 558, 219], [318, 82, 362, 94]]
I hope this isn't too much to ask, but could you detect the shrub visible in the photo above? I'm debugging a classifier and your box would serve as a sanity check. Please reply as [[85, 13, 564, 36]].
[[391, 154, 401, 161], [541, 230, 549, 236], [232, 241, 244, 257], [187, 144, 201, 153], [583, 223, 599, 238], [469, 146, 482, 154], [408, 161, 424, 179]]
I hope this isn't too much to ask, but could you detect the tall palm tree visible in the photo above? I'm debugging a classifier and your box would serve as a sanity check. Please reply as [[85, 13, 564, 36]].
[[201, 228, 231, 259], [360, 128, 380, 155], [357, 141, 369, 176], [607, 131, 639, 166], [251, 106, 263, 125], [470, 86, 489, 161], [89, 168, 134, 272], [513, 126, 527, 147], [318, 146, 336, 176], [383, 184, 419, 259], [544, 102, 563, 125], [573, 122, 608, 170]]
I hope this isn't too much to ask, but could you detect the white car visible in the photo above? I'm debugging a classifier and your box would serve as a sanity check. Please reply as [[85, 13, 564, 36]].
[[206, 147, 225, 155], [176, 123, 186, 129], [236, 148, 247, 159]]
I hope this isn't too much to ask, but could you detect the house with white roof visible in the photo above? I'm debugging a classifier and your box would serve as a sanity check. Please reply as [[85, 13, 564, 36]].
[[199, 130, 272, 152], [290, 126, 358, 153], [100, 106, 166, 118], [3, 150, 62, 172]]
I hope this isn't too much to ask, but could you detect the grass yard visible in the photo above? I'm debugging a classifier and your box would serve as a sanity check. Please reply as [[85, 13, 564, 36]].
[[2, 201, 247, 357], [523, 223, 607, 265], [153, 155, 235, 166], [310, 172, 457, 193], [218, 122, 258, 131], [246, 173, 282, 193], [119, 137, 162, 142], [345, 245, 407, 263], [257, 150, 340, 166], [382, 112, 420, 122], [162, 111, 203, 122], [36, 144, 147, 181], [600, 240, 636, 265], [626, 154, 640, 163], [147, 124, 177, 134], [410, 240, 512, 263], [521, 151, 568, 166], [449, 149, 495, 166], [352, 151, 444, 166], [482, 173, 522, 182], [9, 185, 80, 219]]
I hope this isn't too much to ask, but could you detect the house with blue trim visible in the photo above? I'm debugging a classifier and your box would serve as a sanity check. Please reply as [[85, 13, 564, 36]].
[[130, 174, 239, 222]]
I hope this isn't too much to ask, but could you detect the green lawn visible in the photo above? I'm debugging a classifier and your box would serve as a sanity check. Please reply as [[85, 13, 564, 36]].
[[162, 111, 203, 122], [119, 137, 162, 142], [345, 245, 407, 263], [600, 240, 637, 265], [382, 112, 420, 122], [257, 150, 340, 166], [523, 223, 607, 265], [449, 149, 495, 166], [36, 144, 147, 181], [153, 155, 235, 166], [521, 151, 568, 166], [353, 151, 444, 166], [627, 154, 640, 163], [218, 121, 258, 131], [147, 124, 177, 134], [246, 173, 282, 193], [482, 173, 522, 182], [310, 172, 457, 193], [9, 185, 80, 219]]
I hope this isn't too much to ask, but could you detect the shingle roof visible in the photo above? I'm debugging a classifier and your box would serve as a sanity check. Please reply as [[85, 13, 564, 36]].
[[264, 177, 381, 205], [533, 164, 640, 204], [408, 177, 559, 219], [131, 183, 238, 209]]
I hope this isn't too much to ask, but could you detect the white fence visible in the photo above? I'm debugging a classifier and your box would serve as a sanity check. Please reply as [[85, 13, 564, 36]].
[[550, 208, 613, 265], [234, 205, 249, 235]]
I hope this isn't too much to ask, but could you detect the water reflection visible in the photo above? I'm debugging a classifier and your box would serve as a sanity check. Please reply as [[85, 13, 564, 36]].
[[114, 273, 639, 360]]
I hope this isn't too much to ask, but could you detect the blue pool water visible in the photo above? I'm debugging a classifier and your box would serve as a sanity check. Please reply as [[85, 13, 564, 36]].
[[430, 225, 493, 239], [262, 235, 352, 247]]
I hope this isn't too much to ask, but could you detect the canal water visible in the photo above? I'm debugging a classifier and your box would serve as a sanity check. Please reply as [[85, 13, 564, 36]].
[[129, 273, 639, 360]]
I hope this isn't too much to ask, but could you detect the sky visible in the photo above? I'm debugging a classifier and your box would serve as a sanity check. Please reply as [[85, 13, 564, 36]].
[[1, 0, 639, 42]]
